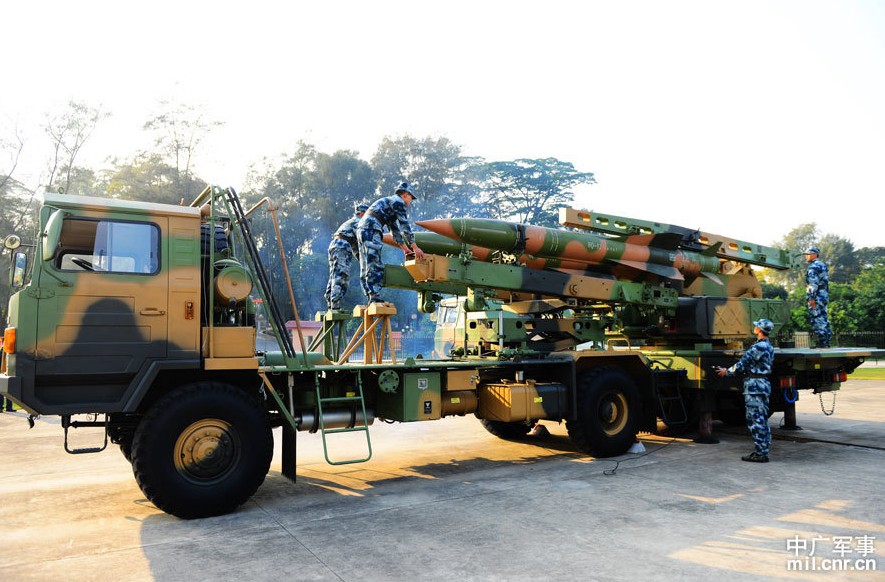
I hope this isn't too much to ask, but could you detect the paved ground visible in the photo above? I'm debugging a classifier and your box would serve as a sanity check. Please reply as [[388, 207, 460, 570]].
[[1, 380, 883, 581]]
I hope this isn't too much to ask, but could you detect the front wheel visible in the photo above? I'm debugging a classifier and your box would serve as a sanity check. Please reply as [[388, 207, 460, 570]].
[[131, 381, 273, 519], [479, 418, 534, 440], [567, 367, 640, 457]]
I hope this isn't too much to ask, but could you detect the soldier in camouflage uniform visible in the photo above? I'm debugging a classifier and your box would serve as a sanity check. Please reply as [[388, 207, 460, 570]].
[[715, 319, 775, 463], [357, 182, 425, 303], [324, 203, 368, 310], [804, 246, 832, 348]]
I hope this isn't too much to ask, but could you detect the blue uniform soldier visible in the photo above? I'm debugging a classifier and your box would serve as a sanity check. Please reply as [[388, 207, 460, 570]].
[[715, 319, 775, 463], [804, 246, 832, 348], [324, 203, 368, 310], [357, 182, 424, 303]]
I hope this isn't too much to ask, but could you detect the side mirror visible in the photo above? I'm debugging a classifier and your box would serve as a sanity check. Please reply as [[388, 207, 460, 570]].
[[10, 251, 27, 288], [42, 209, 64, 262]]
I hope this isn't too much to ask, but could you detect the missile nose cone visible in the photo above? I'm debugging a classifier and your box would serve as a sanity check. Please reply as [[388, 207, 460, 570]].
[[416, 219, 459, 240]]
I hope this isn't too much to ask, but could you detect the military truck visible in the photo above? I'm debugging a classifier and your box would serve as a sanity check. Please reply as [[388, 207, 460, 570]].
[[1, 186, 880, 519]]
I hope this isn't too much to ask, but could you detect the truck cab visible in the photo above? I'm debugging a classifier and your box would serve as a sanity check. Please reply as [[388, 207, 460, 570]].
[[2, 194, 204, 416]]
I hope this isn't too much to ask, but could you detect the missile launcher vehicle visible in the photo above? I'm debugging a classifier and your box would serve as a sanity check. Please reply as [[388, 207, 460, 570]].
[[1, 187, 881, 518]]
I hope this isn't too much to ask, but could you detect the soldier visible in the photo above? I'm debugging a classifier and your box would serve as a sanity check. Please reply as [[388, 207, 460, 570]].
[[324, 203, 369, 311], [357, 182, 425, 303], [714, 319, 775, 463], [804, 246, 832, 348]]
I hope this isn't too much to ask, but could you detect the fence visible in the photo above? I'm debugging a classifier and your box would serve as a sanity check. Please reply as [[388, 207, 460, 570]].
[[343, 335, 436, 362]]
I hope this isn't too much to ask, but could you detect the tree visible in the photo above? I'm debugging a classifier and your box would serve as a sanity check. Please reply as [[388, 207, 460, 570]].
[[855, 246, 885, 269], [481, 157, 596, 226], [104, 153, 207, 205], [370, 135, 487, 220], [44, 101, 108, 195], [769, 225, 857, 290], [143, 100, 222, 201], [817, 233, 858, 284], [1, 122, 24, 193], [847, 265, 885, 332], [246, 142, 376, 318]]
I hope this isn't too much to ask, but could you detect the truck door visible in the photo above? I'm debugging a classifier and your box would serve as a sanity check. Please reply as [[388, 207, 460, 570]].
[[34, 215, 168, 407]]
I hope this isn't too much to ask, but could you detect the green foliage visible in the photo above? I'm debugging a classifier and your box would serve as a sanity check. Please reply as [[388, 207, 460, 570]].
[[48, 165, 104, 197], [370, 135, 487, 220], [827, 283, 858, 333], [818, 233, 859, 283], [856, 247, 885, 269], [481, 158, 596, 226], [760, 282, 788, 300], [846, 265, 885, 332], [104, 153, 207, 205]]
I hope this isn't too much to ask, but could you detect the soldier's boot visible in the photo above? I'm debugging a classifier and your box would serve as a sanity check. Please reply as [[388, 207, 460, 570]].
[[741, 452, 769, 463]]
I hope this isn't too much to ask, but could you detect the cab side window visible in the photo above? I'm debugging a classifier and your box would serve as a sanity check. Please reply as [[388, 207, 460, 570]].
[[56, 218, 160, 274]]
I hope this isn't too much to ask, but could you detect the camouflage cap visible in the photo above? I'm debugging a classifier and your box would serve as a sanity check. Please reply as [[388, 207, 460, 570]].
[[355, 203, 369, 214], [753, 319, 775, 334], [804, 246, 820, 255], [395, 182, 416, 198]]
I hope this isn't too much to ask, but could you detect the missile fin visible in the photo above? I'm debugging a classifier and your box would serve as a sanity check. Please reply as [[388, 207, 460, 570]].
[[700, 241, 723, 256], [609, 259, 685, 281]]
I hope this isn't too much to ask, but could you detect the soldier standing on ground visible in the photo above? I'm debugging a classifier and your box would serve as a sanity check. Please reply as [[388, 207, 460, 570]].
[[357, 182, 425, 304], [714, 319, 775, 463], [804, 246, 832, 348], [324, 203, 368, 311]]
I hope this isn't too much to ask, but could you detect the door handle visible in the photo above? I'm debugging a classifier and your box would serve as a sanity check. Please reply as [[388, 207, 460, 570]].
[[140, 308, 167, 316]]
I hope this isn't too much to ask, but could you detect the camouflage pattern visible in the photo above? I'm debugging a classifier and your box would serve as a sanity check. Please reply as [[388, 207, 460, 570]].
[[805, 257, 832, 348], [726, 336, 774, 456], [384, 231, 764, 299], [559, 208, 800, 271], [0, 193, 206, 415], [358, 195, 416, 248], [744, 393, 771, 456], [324, 214, 361, 309], [417, 217, 724, 285], [357, 228, 385, 302], [357, 194, 417, 302]]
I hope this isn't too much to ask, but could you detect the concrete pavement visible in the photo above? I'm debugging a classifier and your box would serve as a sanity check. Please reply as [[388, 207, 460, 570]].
[[1, 380, 883, 581]]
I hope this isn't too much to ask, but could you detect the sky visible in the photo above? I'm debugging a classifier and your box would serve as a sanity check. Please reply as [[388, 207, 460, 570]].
[[3, 0, 884, 249]]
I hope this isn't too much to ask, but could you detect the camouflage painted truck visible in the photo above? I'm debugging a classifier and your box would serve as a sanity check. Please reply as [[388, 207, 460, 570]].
[[1, 187, 881, 519]]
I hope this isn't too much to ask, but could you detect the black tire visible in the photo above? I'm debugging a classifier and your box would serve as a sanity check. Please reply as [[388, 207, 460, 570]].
[[567, 367, 640, 457], [479, 418, 534, 440], [130, 381, 272, 519], [120, 440, 133, 463]]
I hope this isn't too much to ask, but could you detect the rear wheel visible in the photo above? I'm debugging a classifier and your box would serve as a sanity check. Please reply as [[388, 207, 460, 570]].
[[131, 381, 272, 519], [567, 367, 640, 457]]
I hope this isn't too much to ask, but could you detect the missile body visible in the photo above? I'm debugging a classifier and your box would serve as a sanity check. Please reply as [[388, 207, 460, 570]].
[[382, 232, 593, 272], [415, 218, 722, 282]]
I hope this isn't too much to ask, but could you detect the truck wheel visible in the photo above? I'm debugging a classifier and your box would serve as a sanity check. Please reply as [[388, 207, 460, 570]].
[[120, 440, 133, 463], [479, 418, 534, 440], [567, 367, 639, 457], [130, 381, 272, 519]]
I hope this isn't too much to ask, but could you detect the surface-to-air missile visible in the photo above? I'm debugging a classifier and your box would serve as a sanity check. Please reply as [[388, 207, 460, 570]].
[[382, 232, 595, 272], [415, 217, 725, 283]]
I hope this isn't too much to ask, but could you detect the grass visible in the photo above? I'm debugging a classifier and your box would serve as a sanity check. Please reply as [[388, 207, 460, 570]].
[[847, 367, 885, 380]]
